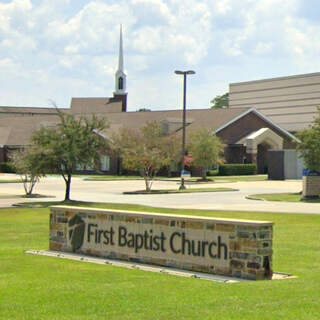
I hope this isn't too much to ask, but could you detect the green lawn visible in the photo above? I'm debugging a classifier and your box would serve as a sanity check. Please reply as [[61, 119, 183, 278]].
[[84, 175, 268, 183], [211, 175, 268, 182], [0, 179, 23, 183], [83, 175, 143, 181], [1, 203, 320, 319], [249, 193, 320, 203], [0, 195, 22, 199], [123, 187, 237, 194]]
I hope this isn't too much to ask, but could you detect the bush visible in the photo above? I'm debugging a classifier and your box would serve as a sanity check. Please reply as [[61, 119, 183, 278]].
[[0, 162, 16, 173], [207, 170, 218, 176], [218, 164, 257, 176]]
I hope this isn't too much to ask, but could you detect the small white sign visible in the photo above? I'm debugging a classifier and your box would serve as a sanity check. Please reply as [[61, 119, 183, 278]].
[[181, 170, 191, 178]]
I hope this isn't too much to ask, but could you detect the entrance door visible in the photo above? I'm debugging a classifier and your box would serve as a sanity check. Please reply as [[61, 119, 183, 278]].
[[257, 142, 271, 174]]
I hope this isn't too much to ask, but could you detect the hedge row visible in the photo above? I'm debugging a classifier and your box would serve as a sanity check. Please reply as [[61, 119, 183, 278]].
[[0, 162, 16, 173], [218, 164, 257, 176]]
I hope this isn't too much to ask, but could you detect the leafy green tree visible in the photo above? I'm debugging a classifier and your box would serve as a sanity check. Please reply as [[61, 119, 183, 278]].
[[10, 148, 44, 196], [211, 93, 229, 109], [296, 107, 320, 172], [30, 110, 108, 201], [188, 128, 225, 180], [112, 121, 178, 191]]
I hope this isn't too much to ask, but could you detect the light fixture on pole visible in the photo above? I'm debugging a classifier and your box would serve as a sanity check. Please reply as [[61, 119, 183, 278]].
[[174, 70, 195, 190]]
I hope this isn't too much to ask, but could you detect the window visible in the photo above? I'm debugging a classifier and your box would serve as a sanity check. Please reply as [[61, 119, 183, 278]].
[[101, 155, 110, 171], [118, 77, 123, 90]]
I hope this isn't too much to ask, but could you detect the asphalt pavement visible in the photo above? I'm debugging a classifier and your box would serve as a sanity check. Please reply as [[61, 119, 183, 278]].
[[0, 174, 320, 214]]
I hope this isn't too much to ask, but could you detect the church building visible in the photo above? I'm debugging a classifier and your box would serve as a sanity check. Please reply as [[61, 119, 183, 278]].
[[0, 27, 299, 175]]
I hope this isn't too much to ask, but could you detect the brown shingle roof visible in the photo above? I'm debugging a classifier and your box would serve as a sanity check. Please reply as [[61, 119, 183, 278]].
[[0, 115, 60, 146], [70, 97, 123, 114], [0, 108, 251, 147], [101, 107, 251, 135], [0, 106, 63, 112], [0, 106, 68, 116]]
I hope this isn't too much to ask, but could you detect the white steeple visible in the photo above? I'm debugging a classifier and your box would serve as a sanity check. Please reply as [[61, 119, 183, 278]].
[[118, 24, 124, 71], [114, 24, 126, 95]]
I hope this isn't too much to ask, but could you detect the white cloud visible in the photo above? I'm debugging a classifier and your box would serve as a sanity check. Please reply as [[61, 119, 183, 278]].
[[0, 0, 33, 33], [131, 0, 174, 25], [214, 0, 232, 14], [0, 0, 36, 53], [45, 1, 136, 54], [131, 26, 163, 53], [282, 16, 320, 70], [2, 0, 320, 111], [130, 0, 212, 66], [0, 58, 18, 72], [254, 42, 273, 55]]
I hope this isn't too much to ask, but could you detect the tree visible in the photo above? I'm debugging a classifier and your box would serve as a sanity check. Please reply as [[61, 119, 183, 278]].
[[10, 148, 44, 196], [112, 121, 178, 191], [296, 107, 320, 172], [30, 110, 108, 201], [187, 128, 225, 180], [211, 93, 229, 109]]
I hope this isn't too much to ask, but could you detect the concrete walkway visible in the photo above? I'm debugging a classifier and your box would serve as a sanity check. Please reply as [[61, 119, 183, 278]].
[[0, 174, 320, 214]]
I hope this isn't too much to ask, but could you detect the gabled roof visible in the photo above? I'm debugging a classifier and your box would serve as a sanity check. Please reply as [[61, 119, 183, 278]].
[[0, 108, 249, 146], [0, 107, 298, 147], [100, 107, 251, 136], [214, 108, 300, 142]]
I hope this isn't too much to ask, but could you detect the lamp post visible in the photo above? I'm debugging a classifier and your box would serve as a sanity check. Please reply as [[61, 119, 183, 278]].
[[175, 70, 195, 190]]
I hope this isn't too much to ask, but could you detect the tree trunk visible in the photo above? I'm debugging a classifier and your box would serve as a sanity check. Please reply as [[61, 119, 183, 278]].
[[202, 167, 207, 181], [64, 174, 72, 201], [142, 169, 152, 192], [144, 177, 151, 192]]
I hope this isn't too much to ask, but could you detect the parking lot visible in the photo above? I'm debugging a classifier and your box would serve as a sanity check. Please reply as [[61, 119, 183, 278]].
[[1, 174, 319, 214]]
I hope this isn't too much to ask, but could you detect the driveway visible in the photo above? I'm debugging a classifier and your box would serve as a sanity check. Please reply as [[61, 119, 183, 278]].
[[0, 174, 319, 214]]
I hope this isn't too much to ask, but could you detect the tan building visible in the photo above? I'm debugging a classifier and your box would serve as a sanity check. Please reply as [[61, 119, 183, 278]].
[[229, 72, 320, 132]]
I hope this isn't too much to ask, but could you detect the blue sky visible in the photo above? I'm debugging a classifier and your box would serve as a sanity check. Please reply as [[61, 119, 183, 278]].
[[1, 0, 320, 111]]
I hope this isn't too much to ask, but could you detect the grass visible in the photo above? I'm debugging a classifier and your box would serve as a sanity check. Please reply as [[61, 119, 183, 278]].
[[0, 194, 22, 199], [211, 175, 268, 182], [0, 194, 51, 200], [1, 202, 320, 319], [83, 175, 143, 181], [248, 193, 320, 203], [84, 174, 268, 183], [123, 187, 237, 194], [0, 179, 23, 183]]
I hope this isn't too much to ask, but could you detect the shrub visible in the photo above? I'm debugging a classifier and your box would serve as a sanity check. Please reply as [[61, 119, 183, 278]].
[[0, 162, 16, 173], [207, 170, 218, 176], [218, 164, 257, 176]]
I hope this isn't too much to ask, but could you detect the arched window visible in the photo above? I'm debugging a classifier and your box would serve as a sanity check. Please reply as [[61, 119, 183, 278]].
[[118, 77, 123, 90]]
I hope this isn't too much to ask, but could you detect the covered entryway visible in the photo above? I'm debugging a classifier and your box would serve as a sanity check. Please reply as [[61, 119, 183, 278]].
[[245, 128, 284, 174]]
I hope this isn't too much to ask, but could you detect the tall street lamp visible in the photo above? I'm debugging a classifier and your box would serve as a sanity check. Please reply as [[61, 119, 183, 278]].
[[175, 70, 195, 190]]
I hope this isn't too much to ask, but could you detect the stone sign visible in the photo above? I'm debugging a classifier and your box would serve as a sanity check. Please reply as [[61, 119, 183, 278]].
[[303, 175, 320, 197], [50, 206, 273, 280]]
